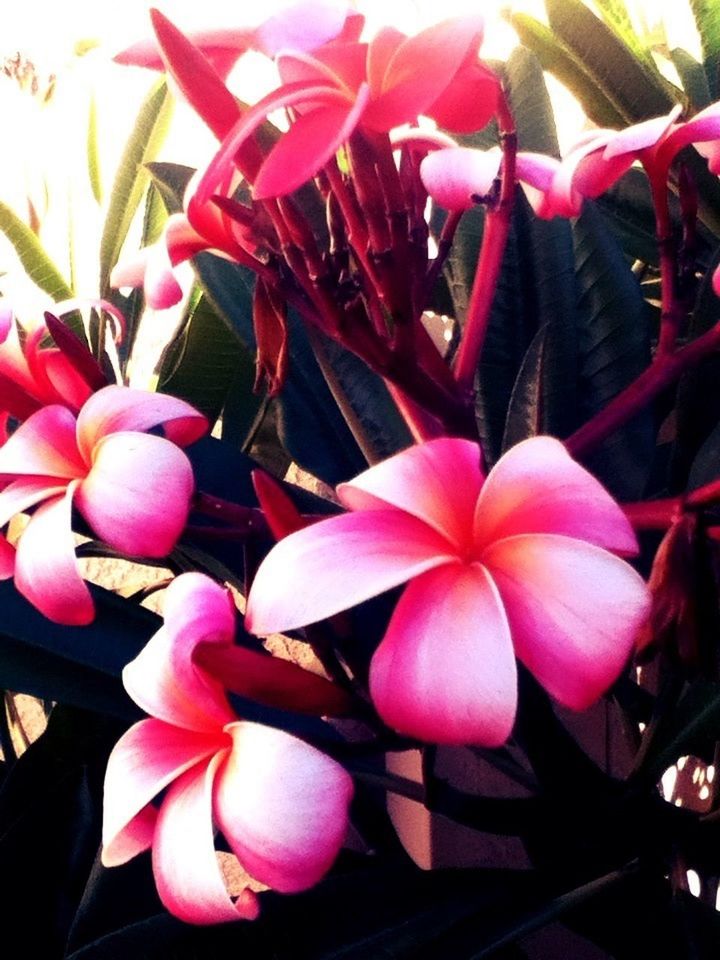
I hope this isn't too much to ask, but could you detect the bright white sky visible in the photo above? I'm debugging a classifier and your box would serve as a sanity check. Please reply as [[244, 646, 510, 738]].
[[0, 0, 703, 316]]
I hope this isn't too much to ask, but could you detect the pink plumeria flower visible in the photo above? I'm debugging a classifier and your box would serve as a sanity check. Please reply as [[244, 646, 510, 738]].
[[246, 437, 651, 746], [102, 572, 354, 925], [420, 145, 560, 217], [193, 14, 496, 201], [0, 300, 121, 423], [0, 385, 207, 625], [116, 2, 360, 81]]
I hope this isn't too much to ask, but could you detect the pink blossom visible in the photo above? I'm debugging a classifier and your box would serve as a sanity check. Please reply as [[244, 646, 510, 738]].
[[246, 437, 651, 746], [192, 15, 497, 201], [0, 385, 206, 624], [115, 3, 359, 81], [102, 572, 353, 924], [0, 300, 119, 423]]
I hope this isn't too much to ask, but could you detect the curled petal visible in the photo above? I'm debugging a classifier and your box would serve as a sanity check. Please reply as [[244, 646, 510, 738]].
[[75, 432, 194, 558], [338, 437, 483, 552], [14, 482, 94, 626], [122, 573, 237, 733], [194, 81, 360, 207], [194, 643, 353, 716], [0, 405, 85, 479], [102, 718, 222, 867], [252, 86, 371, 199], [364, 17, 485, 131], [214, 721, 353, 892], [246, 509, 457, 636], [0, 476, 67, 528], [421, 147, 501, 211], [484, 534, 651, 710], [370, 563, 517, 745], [602, 107, 681, 160], [474, 436, 638, 555], [153, 752, 260, 924], [75, 385, 207, 462]]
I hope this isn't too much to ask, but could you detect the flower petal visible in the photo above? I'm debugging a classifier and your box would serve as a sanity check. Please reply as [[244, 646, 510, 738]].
[[0, 532, 14, 578], [254, 1, 351, 57], [420, 147, 501, 211], [370, 562, 517, 745], [0, 405, 85, 479], [245, 508, 456, 635], [214, 721, 353, 892], [483, 534, 651, 709], [147, 11, 246, 139], [14, 482, 94, 625], [337, 437, 483, 551], [473, 436, 638, 555], [0, 476, 67, 528], [194, 642, 353, 716], [252, 89, 370, 199], [102, 718, 223, 867], [123, 573, 237, 733], [153, 752, 260, 924], [75, 385, 207, 463], [75, 432, 194, 558], [364, 16, 485, 131]]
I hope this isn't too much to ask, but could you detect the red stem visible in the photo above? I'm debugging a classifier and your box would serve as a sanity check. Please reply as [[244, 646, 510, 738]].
[[567, 320, 720, 458], [453, 90, 517, 393], [623, 498, 683, 530], [649, 171, 682, 358]]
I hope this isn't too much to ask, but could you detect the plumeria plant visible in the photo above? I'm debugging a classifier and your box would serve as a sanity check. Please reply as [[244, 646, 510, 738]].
[[3, 0, 720, 957]]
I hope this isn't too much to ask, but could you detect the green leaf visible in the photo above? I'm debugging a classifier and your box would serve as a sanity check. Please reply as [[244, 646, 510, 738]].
[[146, 160, 195, 215], [544, 0, 677, 124], [504, 46, 561, 156], [157, 291, 248, 425], [689, 0, 720, 97], [591, 0, 654, 67], [634, 679, 720, 783], [502, 325, 548, 450], [98, 79, 172, 297], [670, 47, 713, 109], [508, 16, 626, 128], [0, 199, 72, 299], [0, 580, 157, 718], [87, 94, 102, 204], [672, 247, 720, 488], [595, 168, 662, 266], [572, 201, 654, 499]]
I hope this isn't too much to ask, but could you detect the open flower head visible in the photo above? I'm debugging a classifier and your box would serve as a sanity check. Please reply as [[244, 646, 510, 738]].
[[0, 385, 207, 625], [102, 572, 354, 924], [246, 437, 651, 746]]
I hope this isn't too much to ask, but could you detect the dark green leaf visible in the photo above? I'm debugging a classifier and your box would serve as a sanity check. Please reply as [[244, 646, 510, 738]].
[[634, 679, 720, 783], [507, 17, 626, 128], [595, 168, 662, 266], [544, 0, 677, 124], [670, 48, 713, 109], [504, 46, 561, 157], [0, 579, 157, 717], [572, 201, 654, 498], [99, 79, 172, 297], [146, 161, 195, 215], [673, 246, 720, 489], [0, 705, 125, 958], [591, 0, 653, 66], [158, 292, 248, 425]]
